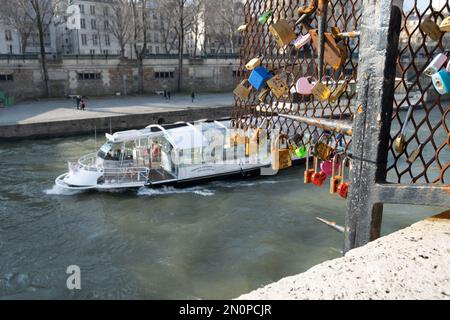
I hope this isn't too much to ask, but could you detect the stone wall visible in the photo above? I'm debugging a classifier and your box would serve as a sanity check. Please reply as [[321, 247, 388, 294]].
[[0, 56, 241, 101]]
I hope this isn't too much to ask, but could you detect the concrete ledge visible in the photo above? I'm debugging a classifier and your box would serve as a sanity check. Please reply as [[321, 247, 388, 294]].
[[0, 106, 233, 140], [237, 211, 450, 300]]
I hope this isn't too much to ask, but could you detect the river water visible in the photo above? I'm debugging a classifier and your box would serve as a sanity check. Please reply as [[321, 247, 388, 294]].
[[0, 112, 447, 299]]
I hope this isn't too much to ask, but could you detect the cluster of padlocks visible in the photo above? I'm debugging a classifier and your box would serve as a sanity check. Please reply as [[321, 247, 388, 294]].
[[393, 14, 450, 164], [233, 2, 449, 195]]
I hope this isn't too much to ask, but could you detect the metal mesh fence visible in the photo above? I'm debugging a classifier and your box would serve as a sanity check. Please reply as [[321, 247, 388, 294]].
[[232, 0, 449, 185]]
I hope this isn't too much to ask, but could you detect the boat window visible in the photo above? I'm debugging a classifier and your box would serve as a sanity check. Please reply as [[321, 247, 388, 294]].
[[97, 142, 122, 160]]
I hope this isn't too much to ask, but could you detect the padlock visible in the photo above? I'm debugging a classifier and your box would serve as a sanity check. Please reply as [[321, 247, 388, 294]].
[[267, 73, 290, 99], [447, 60, 450, 73], [296, 145, 308, 158], [233, 79, 252, 100], [311, 81, 331, 102], [424, 53, 448, 77], [320, 156, 339, 177], [419, 15, 443, 41], [331, 27, 360, 41], [237, 24, 247, 32], [258, 10, 272, 24], [329, 154, 342, 194], [314, 136, 333, 161], [296, 77, 314, 95], [431, 69, 450, 95], [394, 105, 414, 154], [271, 134, 292, 171], [312, 156, 327, 187], [439, 16, 450, 32], [258, 88, 271, 103], [329, 81, 348, 103], [269, 19, 296, 47], [304, 146, 315, 184], [337, 158, 350, 199], [293, 33, 311, 49], [407, 143, 423, 164], [248, 66, 272, 90], [309, 29, 345, 70], [245, 57, 262, 71]]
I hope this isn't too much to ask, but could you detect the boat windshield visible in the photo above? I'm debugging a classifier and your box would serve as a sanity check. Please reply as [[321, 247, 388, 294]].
[[97, 142, 123, 160]]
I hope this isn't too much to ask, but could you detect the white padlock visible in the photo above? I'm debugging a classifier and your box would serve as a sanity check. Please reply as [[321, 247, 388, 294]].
[[431, 69, 450, 95], [424, 53, 448, 77]]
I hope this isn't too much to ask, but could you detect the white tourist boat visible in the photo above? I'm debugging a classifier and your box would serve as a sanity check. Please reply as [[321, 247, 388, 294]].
[[55, 119, 304, 190]]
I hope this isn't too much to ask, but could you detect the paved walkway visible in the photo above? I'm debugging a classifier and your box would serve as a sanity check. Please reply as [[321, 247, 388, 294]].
[[238, 210, 450, 300], [0, 93, 234, 126]]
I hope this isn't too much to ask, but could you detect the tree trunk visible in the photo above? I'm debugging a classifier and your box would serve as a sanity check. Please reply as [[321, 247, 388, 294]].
[[34, 1, 49, 98], [137, 55, 144, 93], [177, 0, 184, 92]]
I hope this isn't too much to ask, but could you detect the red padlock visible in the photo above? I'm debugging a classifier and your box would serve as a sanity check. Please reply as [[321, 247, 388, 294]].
[[337, 158, 350, 198], [312, 156, 327, 187]]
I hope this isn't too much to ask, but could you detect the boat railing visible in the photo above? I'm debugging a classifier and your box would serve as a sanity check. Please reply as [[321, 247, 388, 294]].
[[102, 166, 149, 184], [77, 153, 98, 171]]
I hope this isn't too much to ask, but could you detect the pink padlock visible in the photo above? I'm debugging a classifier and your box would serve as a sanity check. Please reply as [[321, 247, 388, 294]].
[[296, 77, 314, 95], [320, 159, 340, 177], [293, 33, 311, 49]]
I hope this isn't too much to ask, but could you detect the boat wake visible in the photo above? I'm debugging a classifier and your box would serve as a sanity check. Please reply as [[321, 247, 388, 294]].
[[137, 186, 215, 197], [44, 185, 83, 196]]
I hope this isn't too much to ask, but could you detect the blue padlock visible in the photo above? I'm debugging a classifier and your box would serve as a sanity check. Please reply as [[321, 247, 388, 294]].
[[431, 69, 450, 95], [248, 67, 272, 90]]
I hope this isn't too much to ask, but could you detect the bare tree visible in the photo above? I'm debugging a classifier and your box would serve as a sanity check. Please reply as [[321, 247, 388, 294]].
[[107, 0, 133, 58], [188, 0, 206, 57], [0, 0, 35, 53], [130, 0, 149, 94], [27, 0, 63, 98], [153, 0, 178, 54], [205, 0, 244, 54]]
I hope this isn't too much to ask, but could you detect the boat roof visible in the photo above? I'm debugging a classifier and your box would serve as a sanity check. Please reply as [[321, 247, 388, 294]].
[[105, 120, 230, 150]]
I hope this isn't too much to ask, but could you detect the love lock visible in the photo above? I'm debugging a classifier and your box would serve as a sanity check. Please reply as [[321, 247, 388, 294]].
[[293, 33, 311, 49], [309, 29, 346, 71], [431, 69, 450, 95], [245, 57, 262, 71], [329, 80, 348, 103], [258, 10, 272, 24], [439, 16, 450, 32], [233, 79, 252, 100], [424, 53, 448, 77], [320, 156, 339, 177], [394, 105, 414, 154], [269, 19, 297, 47], [248, 66, 272, 90], [312, 155, 327, 187], [267, 72, 293, 99], [295, 76, 314, 95], [311, 80, 331, 102], [419, 13, 444, 41], [336, 157, 350, 199]]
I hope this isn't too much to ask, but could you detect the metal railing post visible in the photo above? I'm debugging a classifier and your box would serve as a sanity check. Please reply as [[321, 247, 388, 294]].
[[344, 0, 403, 253]]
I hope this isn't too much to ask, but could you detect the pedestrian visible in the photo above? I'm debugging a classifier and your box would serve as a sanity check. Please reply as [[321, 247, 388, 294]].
[[163, 90, 167, 100], [75, 95, 81, 110], [191, 91, 195, 103], [80, 97, 86, 111], [167, 91, 171, 100]]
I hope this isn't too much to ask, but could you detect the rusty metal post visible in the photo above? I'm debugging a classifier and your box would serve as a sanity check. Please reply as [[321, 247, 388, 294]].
[[344, 0, 403, 253]]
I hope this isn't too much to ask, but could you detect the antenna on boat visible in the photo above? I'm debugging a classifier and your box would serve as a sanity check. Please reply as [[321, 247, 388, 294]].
[[94, 125, 97, 149]]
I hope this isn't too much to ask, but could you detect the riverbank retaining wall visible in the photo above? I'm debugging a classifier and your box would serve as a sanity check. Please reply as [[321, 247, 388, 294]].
[[0, 56, 241, 101]]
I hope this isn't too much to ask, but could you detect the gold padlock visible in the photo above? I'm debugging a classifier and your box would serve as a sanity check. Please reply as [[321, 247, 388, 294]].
[[269, 19, 296, 47], [394, 105, 414, 154], [258, 88, 271, 103], [233, 80, 252, 100], [309, 29, 344, 71], [245, 57, 261, 71], [311, 81, 331, 102], [329, 81, 348, 103], [420, 15, 443, 41], [439, 16, 450, 32], [237, 24, 247, 32], [407, 143, 423, 164], [267, 74, 289, 99], [272, 134, 292, 171]]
